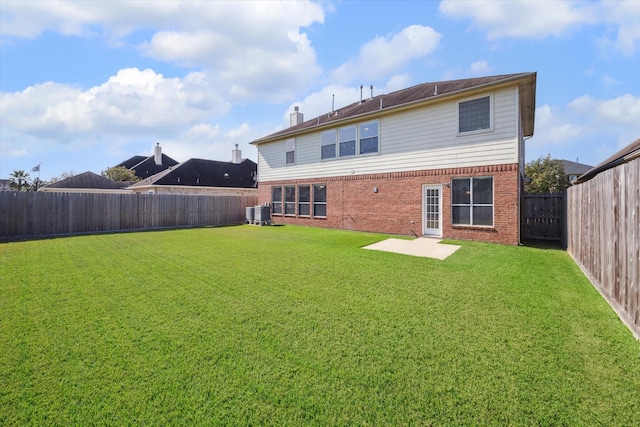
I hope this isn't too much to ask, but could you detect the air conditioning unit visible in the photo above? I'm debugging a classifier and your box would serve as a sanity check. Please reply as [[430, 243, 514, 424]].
[[246, 206, 255, 224], [254, 205, 271, 226]]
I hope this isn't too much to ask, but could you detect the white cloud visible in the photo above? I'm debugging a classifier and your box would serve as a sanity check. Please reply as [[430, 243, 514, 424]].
[[440, 0, 598, 40], [0, 68, 229, 141], [528, 94, 640, 162], [225, 124, 250, 139], [332, 25, 442, 83], [569, 93, 640, 126], [186, 124, 221, 141], [1, 1, 326, 101], [600, 0, 640, 55], [533, 104, 584, 146], [469, 60, 493, 75], [9, 149, 28, 158]]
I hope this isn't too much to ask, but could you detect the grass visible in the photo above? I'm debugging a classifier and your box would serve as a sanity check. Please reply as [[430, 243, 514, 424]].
[[1, 225, 639, 426]]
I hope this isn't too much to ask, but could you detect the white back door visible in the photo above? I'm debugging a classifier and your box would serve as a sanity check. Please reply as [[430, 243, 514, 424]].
[[423, 184, 442, 237]]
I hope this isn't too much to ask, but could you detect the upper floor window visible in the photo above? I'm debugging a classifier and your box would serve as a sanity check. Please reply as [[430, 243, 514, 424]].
[[339, 126, 356, 157], [458, 96, 491, 134], [285, 138, 295, 164], [451, 177, 493, 226], [321, 130, 336, 160], [359, 121, 379, 154]]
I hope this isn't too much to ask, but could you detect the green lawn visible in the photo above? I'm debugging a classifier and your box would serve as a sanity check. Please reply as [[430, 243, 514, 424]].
[[1, 225, 639, 426]]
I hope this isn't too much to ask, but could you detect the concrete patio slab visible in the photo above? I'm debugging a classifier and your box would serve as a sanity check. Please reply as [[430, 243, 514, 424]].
[[363, 237, 461, 260]]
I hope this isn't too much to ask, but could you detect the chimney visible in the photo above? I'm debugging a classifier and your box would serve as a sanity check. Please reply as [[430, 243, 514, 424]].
[[232, 144, 242, 164], [290, 106, 303, 127], [154, 143, 162, 166]]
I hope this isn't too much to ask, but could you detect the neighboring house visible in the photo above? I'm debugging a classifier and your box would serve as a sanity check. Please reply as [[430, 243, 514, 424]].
[[128, 145, 257, 196], [251, 72, 537, 245], [115, 143, 179, 180], [561, 159, 593, 183], [0, 179, 12, 191], [39, 171, 132, 193]]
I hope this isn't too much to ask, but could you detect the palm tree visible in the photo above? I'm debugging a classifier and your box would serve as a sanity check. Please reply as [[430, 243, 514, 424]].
[[9, 170, 30, 191]]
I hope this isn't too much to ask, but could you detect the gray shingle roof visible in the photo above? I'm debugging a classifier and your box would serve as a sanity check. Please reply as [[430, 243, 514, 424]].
[[129, 158, 257, 189], [252, 72, 536, 144], [116, 154, 179, 180], [561, 159, 593, 176], [43, 171, 126, 189]]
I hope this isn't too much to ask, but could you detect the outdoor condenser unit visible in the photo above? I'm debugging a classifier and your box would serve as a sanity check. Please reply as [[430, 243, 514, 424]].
[[246, 206, 255, 224], [254, 205, 271, 225]]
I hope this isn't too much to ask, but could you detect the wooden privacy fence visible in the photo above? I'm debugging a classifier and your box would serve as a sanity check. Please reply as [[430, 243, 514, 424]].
[[567, 158, 639, 338], [522, 192, 566, 244], [0, 192, 258, 241]]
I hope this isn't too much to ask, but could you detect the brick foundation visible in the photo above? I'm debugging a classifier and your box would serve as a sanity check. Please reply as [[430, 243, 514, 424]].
[[258, 164, 521, 245]]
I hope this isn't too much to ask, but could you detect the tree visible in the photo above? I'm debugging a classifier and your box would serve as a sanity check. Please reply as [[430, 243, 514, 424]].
[[525, 155, 569, 193], [9, 170, 31, 191], [101, 166, 139, 182]]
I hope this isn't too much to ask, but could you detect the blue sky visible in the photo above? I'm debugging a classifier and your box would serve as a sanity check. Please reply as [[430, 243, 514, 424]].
[[1, 0, 639, 182]]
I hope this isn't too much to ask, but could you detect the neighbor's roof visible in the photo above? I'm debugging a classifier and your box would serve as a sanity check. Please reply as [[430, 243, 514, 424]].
[[115, 154, 179, 180], [561, 159, 593, 176], [251, 72, 537, 145], [43, 171, 127, 189], [128, 158, 257, 189], [116, 155, 147, 169], [575, 137, 640, 184]]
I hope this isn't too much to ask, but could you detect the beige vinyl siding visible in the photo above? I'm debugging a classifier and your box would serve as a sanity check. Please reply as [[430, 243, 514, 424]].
[[258, 87, 520, 182]]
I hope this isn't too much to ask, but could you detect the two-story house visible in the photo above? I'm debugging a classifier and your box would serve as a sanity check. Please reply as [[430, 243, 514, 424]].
[[251, 72, 536, 245]]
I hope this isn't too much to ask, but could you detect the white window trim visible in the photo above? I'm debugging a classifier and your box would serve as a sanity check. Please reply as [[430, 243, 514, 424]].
[[321, 130, 337, 161], [284, 185, 296, 216], [271, 186, 283, 216], [358, 120, 380, 157], [312, 184, 327, 218], [338, 125, 357, 158], [319, 120, 380, 161], [285, 138, 296, 165], [297, 185, 311, 217], [451, 176, 494, 227], [456, 94, 494, 136]]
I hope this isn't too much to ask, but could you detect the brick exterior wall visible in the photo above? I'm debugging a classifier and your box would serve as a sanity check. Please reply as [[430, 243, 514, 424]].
[[258, 163, 521, 245]]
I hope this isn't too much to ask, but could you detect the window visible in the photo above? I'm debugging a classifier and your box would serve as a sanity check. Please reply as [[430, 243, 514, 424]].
[[359, 121, 379, 154], [459, 96, 491, 133], [271, 186, 282, 215], [452, 177, 493, 226], [321, 130, 336, 160], [284, 186, 296, 215], [313, 184, 327, 217], [298, 185, 310, 216], [339, 126, 356, 157], [285, 138, 295, 164]]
